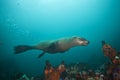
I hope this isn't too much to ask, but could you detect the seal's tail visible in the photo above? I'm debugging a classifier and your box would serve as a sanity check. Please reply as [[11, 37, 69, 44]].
[[14, 45, 35, 54]]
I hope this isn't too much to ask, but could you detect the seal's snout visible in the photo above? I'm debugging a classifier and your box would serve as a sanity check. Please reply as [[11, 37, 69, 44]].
[[84, 41, 89, 45], [87, 41, 90, 44]]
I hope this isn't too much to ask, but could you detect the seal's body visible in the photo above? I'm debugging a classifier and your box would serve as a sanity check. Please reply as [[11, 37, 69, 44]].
[[14, 36, 89, 58]]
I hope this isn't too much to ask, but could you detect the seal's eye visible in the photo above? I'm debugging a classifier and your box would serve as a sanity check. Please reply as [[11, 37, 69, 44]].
[[80, 38, 86, 41]]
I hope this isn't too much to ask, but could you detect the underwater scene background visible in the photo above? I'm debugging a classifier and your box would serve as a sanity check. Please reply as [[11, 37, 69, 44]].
[[0, 0, 120, 79]]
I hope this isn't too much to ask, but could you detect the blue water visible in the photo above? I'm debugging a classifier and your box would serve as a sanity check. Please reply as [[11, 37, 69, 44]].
[[0, 0, 120, 79]]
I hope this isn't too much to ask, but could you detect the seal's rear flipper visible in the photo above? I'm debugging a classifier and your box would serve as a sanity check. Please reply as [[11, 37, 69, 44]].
[[14, 45, 35, 54], [38, 51, 46, 58]]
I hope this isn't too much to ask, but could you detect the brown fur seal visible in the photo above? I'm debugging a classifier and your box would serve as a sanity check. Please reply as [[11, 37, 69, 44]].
[[14, 36, 89, 58]]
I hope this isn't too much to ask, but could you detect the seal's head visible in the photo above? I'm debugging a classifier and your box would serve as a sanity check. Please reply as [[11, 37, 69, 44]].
[[71, 36, 89, 46]]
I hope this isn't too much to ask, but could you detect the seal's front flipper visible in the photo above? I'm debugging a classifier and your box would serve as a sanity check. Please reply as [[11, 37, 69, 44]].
[[38, 51, 46, 58]]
